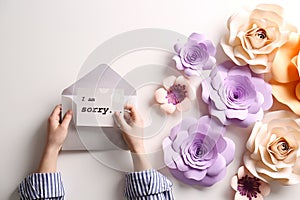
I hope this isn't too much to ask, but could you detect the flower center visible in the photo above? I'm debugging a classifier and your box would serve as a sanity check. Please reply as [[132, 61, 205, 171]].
[[237, 175, 261, 200], [246, 26, 270, 49], [233, 91, 240, 99], [221, 75, 256, 109], [277, 140, 289, 154], [166, 84, 187, 105], [195, 146, 206, 157], [268, 137, 294, 160], [186, 45, 208, 64], [255, 29, 267, 40]]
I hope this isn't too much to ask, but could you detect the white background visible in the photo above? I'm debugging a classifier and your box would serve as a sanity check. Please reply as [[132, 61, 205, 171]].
[[1, 0, 300, 199]]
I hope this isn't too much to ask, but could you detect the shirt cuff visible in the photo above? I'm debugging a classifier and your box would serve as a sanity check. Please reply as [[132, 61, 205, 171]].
[[18, 172, 65, 199], [124, 169, 173, 199]]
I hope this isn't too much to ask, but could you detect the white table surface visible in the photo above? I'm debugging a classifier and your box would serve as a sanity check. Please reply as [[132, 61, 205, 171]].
[[1, 0, 300, 199]]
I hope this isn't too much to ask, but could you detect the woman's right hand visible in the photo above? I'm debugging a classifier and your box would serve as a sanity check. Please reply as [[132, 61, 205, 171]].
[[114, 104, 145, 154]]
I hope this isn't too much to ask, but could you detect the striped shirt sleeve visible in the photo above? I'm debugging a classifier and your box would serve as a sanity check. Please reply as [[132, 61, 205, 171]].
[[124, 169, 174, 200], [18, 172, 65, 200]]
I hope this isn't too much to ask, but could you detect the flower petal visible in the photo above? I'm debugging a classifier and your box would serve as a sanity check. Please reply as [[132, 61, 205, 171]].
[[173, 55, 185, 70], [174, 75, 189, 86], [184, 169, 207, 181], [184, 68, 200, 76], [225, 109, 248, 120], [154, 88, 168, 104], [203, 40, 216, 56], [172, 130, 189, 153], [176, 98, 191, 112], [237, 166, 247, 179], [221, 137, 235, 165], [228, 65, 252, 79], [189, 32, 205, 42], [199, 168, 227, 186], [207, 154, 226, 176], [160, 103, 176, 114], [170, 117, 198, 140], [202, 56, 216, 70], [163, 76, 176, 90], [209, 105, 228, 125], [234, 192, 263, 200], [162, 138, 178, 169], [260, 180, 271, 196], [201, 79, 211, 103], [271, 80, 300, 115], [173, 156, 190, 172], [231, 175, 238, 191], [174, 43, 183, 54], [272, 32, 300, 83]]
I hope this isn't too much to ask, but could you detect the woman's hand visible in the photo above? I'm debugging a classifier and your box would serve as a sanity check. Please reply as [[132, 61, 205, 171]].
[[114, 104, 152, 171], [38, 105, 72, 173]]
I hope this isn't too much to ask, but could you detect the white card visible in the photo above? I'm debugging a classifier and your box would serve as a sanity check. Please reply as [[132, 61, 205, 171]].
[[76, 88, 124, 127]]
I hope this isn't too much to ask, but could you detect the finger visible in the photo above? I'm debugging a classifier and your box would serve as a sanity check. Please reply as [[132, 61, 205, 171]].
[[113, 112, 130, 130], [48, 105, 62, 124], [124, 111, 131, 120], [124, 111, 132, 125], [51, 105, 62, 117], [124, 104, 140, 121], [60, 110, 73, 129]]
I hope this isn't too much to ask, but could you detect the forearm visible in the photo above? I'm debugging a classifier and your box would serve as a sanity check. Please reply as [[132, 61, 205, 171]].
[[38, 145, 60, 173], [131, 152, 152, 171]]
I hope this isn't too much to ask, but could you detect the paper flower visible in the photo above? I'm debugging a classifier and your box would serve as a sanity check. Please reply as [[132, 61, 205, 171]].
[[163, 116, 235, 187], [244, 110, 300, 185], [271, 32, 300, 115], [221, 4, 297, 74], [155, 75, 196, 114], [231, 166, 270, 200], [173, 33, 216, 77], [201, 61, 273, 127]]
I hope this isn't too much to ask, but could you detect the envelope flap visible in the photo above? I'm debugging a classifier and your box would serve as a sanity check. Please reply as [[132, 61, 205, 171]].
[[62, 64, 136, 96]]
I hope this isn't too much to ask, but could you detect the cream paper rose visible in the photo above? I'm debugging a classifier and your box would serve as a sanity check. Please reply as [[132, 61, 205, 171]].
[[221, 4, 297, 74], [244, 111, 300, 185]]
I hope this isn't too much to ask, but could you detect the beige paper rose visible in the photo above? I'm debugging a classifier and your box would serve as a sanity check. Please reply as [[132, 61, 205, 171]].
[[271, 32, 300, 115], [244, 111, 300, 185], [221, 4, 297, 74]]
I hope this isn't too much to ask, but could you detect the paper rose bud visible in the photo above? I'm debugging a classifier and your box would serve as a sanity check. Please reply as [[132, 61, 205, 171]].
[[173, 33, 216, 77], [271, 32, 300, 115], [163, 116, 235, 187], [155, 75, 196, 114], [201, 61, 273, 127], [244, 111, 300, 185], [221, 4, 297, 74], [231, 166, 270, 200]]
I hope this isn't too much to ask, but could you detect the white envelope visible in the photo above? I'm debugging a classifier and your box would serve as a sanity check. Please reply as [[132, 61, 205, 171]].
[[61, 64, 136, 150]]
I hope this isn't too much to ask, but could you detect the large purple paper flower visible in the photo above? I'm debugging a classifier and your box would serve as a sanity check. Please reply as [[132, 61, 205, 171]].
[[173, 33, 216, 77], [201, 61, 273, 127], [163, 116, 235, 187]]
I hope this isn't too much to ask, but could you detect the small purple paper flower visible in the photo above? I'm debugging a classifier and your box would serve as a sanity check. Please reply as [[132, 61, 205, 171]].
[[163, 116, 235, 187], [201, 61, 273, 127], [173, 33, 216, 77]]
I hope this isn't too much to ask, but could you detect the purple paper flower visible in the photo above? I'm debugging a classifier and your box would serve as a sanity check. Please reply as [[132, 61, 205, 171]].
[[201, 61, 273, 127], [163, 116, 235, 187], [173, 33, 216, 77]]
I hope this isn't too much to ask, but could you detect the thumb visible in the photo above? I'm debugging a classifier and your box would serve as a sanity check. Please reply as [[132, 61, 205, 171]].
[[61, 110, 73, 129]]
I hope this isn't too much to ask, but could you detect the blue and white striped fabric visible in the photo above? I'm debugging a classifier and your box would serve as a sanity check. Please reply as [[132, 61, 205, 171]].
[[124, 169, 174, 200], [18, 172, 65, 200], [18, 169, 173, 200]]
